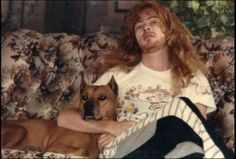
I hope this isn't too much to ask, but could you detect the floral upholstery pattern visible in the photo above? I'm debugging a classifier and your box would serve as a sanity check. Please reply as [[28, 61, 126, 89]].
[[193, 36, 235, 151], [1, 29, 234, 158], [2, 148, 83, 159], [1, 29, 118, 120]]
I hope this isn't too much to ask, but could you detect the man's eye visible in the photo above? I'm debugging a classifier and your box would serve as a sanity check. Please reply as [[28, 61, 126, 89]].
[[135, 25, 142, 30], [81, 95, 88, 101], [150, 20, 157, 24], [98, 96, 107, 101]]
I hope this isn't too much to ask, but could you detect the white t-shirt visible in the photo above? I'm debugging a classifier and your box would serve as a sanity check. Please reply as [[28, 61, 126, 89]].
[[94, 63, 216, 122]]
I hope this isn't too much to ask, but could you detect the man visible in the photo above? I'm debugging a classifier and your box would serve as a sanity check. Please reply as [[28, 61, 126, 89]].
[[58, 2, 233, 158]]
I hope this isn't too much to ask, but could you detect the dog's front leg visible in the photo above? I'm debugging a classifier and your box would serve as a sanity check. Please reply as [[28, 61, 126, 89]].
[[71, 149, 89, 157]]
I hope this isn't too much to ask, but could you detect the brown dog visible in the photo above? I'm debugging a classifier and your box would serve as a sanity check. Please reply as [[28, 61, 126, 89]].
[[2, 76, 118, 158]]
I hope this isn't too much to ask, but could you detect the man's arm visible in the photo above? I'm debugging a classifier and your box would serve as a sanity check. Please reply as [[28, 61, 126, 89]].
[[57, 106, 135, 136], [57, 106, 110, 133], [195, 103, 207, 119]]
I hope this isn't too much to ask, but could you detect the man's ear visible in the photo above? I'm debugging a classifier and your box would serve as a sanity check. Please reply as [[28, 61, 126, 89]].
[[107, 76, 118, 96]]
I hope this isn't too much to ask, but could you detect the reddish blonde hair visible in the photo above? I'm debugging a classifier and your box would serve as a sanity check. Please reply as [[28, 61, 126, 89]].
[[104, 2, 206, 94]]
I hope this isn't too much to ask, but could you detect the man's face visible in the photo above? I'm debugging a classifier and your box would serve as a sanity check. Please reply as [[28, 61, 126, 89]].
[[134, 9, 166, 53]]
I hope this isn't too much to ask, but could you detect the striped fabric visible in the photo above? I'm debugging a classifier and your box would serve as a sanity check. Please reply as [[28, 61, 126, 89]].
[[99, 97, 225, 158]]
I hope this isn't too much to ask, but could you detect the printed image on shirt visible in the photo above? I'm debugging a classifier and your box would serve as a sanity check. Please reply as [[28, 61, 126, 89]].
[[192, 82, 213, 96], [118, 84, 174, 121]]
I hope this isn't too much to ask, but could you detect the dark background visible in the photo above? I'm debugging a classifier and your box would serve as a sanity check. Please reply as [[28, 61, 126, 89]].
[[1, 0, 141, 36], [1, 0, 234, 39]]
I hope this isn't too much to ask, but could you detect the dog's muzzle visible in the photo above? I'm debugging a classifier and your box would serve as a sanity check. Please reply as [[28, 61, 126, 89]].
[[83, 100, 102, 120]]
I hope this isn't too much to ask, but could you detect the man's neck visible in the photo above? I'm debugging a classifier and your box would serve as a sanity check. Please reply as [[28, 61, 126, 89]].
[[141, 47, 170, 71]]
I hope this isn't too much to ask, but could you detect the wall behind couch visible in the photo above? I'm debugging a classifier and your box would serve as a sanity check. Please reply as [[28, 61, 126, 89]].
[[1, 0, 141, 36]]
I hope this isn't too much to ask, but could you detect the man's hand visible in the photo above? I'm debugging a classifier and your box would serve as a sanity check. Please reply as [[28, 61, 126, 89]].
[[98, 133, 115, 150], [99, 120, 136, 150]]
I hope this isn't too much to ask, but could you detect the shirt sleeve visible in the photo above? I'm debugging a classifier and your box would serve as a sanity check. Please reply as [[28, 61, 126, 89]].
[[93, 67, 121, 86], [182, 71, 217, 113]]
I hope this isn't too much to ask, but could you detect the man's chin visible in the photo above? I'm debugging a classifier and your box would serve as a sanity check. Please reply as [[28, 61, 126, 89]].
[[140, 41, 167, 53], [140, 41, 155, 49], [141, 44, 166, 53]]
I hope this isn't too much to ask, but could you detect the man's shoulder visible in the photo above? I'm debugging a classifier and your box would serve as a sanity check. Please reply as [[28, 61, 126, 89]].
[[93, 64, 140, 85], [191, 70, 209, 84], [107, 64, 141, 75]]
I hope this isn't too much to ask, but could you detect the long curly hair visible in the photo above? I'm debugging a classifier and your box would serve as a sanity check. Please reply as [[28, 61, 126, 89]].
[[104, 2, 206, 94]]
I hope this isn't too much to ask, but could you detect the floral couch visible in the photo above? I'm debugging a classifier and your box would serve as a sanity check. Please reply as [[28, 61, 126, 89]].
[[1, 29, 234, 158]]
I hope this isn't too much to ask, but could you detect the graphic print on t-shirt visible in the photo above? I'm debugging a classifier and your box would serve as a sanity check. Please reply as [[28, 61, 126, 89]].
[[117, 84, 175, 121]]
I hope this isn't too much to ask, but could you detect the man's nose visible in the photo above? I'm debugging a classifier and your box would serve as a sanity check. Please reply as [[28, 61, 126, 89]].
[[143, 24, 151, 32]]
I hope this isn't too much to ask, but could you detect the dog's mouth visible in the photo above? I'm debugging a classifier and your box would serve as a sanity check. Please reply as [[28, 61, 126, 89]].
[[83, 115, 103, 121], [81, 100, 104, 121]]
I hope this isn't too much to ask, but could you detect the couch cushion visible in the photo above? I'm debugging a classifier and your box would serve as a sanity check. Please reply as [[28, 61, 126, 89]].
[[193, 36, 234, 151], [1, 29, 118, 120], [1, 29, 234, 151]]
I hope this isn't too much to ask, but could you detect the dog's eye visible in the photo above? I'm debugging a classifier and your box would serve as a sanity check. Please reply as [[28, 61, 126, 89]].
[[81, 95, 88, 101], [98, 96, 107, 101]]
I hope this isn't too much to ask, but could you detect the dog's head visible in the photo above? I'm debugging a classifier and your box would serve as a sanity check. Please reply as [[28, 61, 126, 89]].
[[79, 76, 118, 121]]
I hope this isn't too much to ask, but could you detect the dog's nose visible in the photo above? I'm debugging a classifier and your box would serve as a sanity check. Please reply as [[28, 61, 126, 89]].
[[84, 100, 95, 117]]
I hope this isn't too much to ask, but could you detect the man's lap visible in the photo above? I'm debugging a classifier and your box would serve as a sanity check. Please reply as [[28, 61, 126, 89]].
[[123, 116, 204, 159]]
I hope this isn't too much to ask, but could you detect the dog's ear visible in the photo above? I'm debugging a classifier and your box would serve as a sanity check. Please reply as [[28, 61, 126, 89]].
[[107, 76, 118, 96], [80, 74, 88, 94]]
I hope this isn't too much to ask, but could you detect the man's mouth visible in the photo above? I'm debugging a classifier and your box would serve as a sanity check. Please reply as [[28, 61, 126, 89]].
[[143, 32, 155, 40]]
